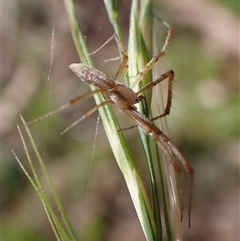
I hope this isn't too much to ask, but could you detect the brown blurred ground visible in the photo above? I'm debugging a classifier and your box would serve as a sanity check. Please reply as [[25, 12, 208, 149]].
[[2, 0, 239, 240]]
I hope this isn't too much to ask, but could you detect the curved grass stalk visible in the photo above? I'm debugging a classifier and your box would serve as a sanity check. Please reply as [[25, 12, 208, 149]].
[[15, 0, 183, 240], [127, 0, 183, 240], [64, 0, 157, 240], [13, 116, 79, 241]]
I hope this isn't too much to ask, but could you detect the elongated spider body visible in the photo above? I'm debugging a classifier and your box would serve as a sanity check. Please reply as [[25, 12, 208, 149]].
[[28, 21, 193, 227]]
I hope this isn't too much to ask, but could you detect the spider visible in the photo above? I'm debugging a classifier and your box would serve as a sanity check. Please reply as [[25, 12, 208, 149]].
[[28, 21, 194, 227]]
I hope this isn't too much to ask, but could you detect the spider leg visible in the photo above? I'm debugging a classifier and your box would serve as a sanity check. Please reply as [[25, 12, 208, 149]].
[[112, 34, 128, 83], [27, 89, 102, 125], [88, 34, 120, 56], [152, 121, 194, 227], [130, 21, 174, 89], [89, 33, 128, 83], [167, 142, 194, 228], [154, 124, 194, 227], [60, 100, 113, 135], [124, 108, 182, 173], [88, 33, 128, 83], [137, 69, 174, 120], [124, 107, 193, 227], [119, 69, 174, 130]]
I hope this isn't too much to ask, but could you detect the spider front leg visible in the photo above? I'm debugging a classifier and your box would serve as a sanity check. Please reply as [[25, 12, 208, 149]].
[[27, 89, 102, 125], [60, 99, 113, 135], [130, 21, 174, 89], [118, 69, 174, 131], [88, 33, 128, 83], [137, 69, 174, 120], [112, 34, 129, 83]]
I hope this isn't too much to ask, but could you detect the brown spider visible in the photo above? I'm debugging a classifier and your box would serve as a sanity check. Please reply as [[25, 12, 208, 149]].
[[28, 21, 194, 227]]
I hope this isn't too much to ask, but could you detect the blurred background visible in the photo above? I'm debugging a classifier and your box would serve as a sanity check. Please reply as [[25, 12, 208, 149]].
[[2, 0, 239, 240]]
